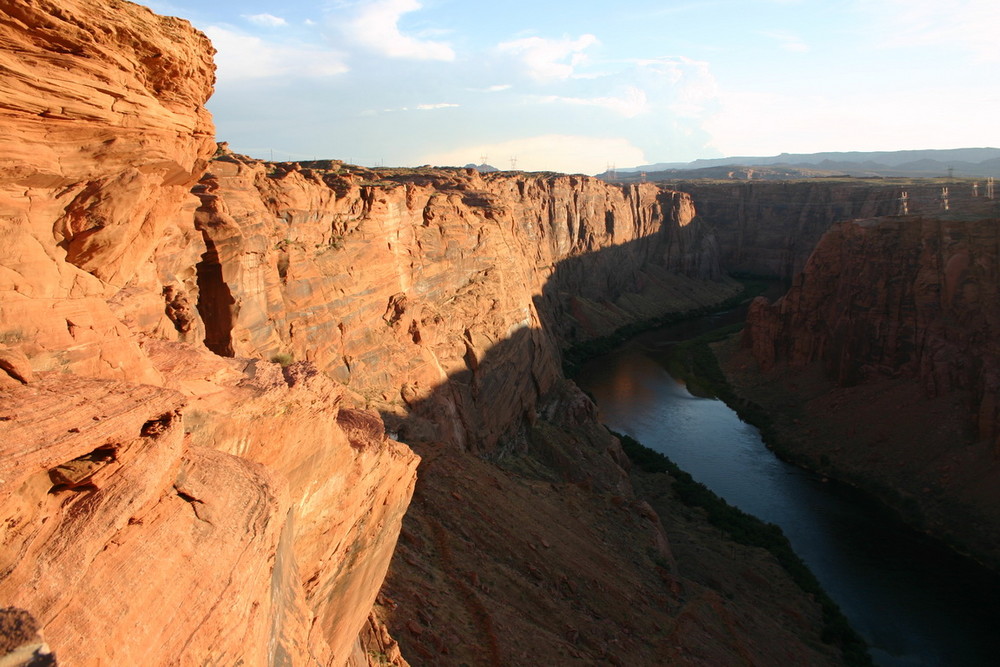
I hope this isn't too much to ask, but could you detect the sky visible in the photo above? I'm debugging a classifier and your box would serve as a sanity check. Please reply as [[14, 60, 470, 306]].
[[146, 0, 1000, 174]]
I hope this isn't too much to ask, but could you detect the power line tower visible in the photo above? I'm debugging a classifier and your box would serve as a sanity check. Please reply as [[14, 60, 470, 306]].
[[987, 177, 995, 200], [480, 154, 489, 167], [605, 163, 617, 181], [973, 182, 980, 197], [509, 156, 518, 171], [898, 191, 909, 216], [940, 186, 950, 211], [640, 171, 647, 183]]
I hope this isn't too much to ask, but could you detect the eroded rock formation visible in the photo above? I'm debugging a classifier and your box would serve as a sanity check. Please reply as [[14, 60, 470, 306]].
[[0, 1, 417, 663], [190, 155, 736, 453], [679, 180, 981, 279]]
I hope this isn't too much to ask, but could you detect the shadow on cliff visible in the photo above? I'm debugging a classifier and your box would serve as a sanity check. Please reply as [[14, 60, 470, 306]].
[[365, 228, 859, 665], [378, 216, 736, 457]]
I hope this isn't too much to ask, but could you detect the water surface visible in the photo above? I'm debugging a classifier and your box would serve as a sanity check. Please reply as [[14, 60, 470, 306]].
[[576, 316, 1000, 666]]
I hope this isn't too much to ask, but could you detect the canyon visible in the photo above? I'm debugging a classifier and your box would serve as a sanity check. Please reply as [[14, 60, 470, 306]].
[[2, 0, 998, 665], [733, 208, 1000, 570], [0, 1, 847, 664]]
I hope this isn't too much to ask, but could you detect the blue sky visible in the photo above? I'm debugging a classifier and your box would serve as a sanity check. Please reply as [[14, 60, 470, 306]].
[[146, 0, 999, 174]]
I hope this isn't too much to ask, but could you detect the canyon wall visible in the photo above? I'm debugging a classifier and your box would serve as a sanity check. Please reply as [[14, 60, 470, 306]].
[[738, 213, 1000, 567], [677, 180, 979, 279], [190, 155, 736, 453], [0, 1, 861, 664]]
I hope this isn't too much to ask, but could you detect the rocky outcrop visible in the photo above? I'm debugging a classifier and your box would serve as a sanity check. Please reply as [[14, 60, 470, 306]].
[[679, 181, 983, 279], [738, 214, 1000, 566], [0, 0, 216, 383], [0, 2, 417, 664]]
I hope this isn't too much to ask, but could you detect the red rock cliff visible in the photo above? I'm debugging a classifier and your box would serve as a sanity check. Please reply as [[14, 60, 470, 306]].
[[0, 1, 417, 664], [0, 2, 853, 664], [190, 156, 737, 453], [680, 181, 978, 279], [741, 213, 1000, 565]]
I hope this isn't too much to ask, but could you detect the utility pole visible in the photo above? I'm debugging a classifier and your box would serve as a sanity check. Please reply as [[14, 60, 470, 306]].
[[898, 191, 909, 216]]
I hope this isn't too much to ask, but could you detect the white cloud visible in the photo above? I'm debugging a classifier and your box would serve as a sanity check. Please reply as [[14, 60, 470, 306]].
[[858, 0, 1000, 62], [347, 0, 455, 61], [415, 103, 459, 110], [498, 34, 600, 81], [759, 30, 808, 53], [204, 26, 349, 81], [422, 134, 647, 175], [540, 86, 650, 118], [634, 56, 720, 118], [243, 13, 288, 28]]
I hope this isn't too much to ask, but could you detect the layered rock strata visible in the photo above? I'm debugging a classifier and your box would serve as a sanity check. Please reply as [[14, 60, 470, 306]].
[[738, 214, 1000, 566], [1, 0, 861, 664], [191, 156, 737, 453], [678, 180, 988, 280], [0, 1, 417, 664]]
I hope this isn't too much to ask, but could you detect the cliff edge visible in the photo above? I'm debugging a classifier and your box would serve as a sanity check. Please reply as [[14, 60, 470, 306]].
[[0, 1, 417, 663]]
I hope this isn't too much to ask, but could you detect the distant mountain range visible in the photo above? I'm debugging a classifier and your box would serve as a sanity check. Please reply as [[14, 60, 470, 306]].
[[608, 148, 1000, 180]]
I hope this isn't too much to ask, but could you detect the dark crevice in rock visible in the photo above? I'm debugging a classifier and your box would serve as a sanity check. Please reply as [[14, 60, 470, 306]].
[[48, 445, 117, 492], [140, 412, 175, 438], [194, 232, 236, 357]]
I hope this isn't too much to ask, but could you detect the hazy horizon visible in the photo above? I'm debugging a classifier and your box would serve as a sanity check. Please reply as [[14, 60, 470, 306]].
[[148, 0, 1000, 174]]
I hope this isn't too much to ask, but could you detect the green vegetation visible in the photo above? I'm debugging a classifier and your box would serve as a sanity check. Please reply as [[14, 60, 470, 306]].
[[562, 277, 772, 377], [0, 329, 25, 345], [270, 352, 295, 367], [615, 430, 873, 666]]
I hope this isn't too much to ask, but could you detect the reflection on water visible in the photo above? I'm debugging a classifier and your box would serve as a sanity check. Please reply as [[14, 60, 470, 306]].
[[576, 326, 1000, 667]]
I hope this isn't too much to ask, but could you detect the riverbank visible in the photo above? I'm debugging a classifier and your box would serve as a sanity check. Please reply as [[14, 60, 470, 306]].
[[619, 433, 872, 666], [562, 277, 773, 377], [576, 311, 1000, 665], [714, 334, 1000, 574]]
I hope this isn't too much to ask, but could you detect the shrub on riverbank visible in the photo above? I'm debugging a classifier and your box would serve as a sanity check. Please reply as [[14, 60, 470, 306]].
[[561, 278, 772, 377]]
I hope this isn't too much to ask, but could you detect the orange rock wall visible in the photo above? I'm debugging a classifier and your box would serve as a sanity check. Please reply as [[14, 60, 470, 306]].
[[0, 0, 216, 383], [0, 2, 418, 664], [191, 157, 735, 452]]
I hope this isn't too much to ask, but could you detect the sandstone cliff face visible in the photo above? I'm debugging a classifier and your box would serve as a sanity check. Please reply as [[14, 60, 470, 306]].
[[0, 2, 418, 664], [191, 156, 736, 453], [740, 214, 1000, 566], [0, 0, 216, 383], [680, 181, 975, 279]]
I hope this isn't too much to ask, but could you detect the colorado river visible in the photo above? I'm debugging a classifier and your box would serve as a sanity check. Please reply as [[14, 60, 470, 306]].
[[575, 311, 1000, 666]]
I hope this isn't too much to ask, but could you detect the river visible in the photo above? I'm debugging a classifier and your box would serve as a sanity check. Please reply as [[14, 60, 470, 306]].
[[574, 309, 1000, 666]]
